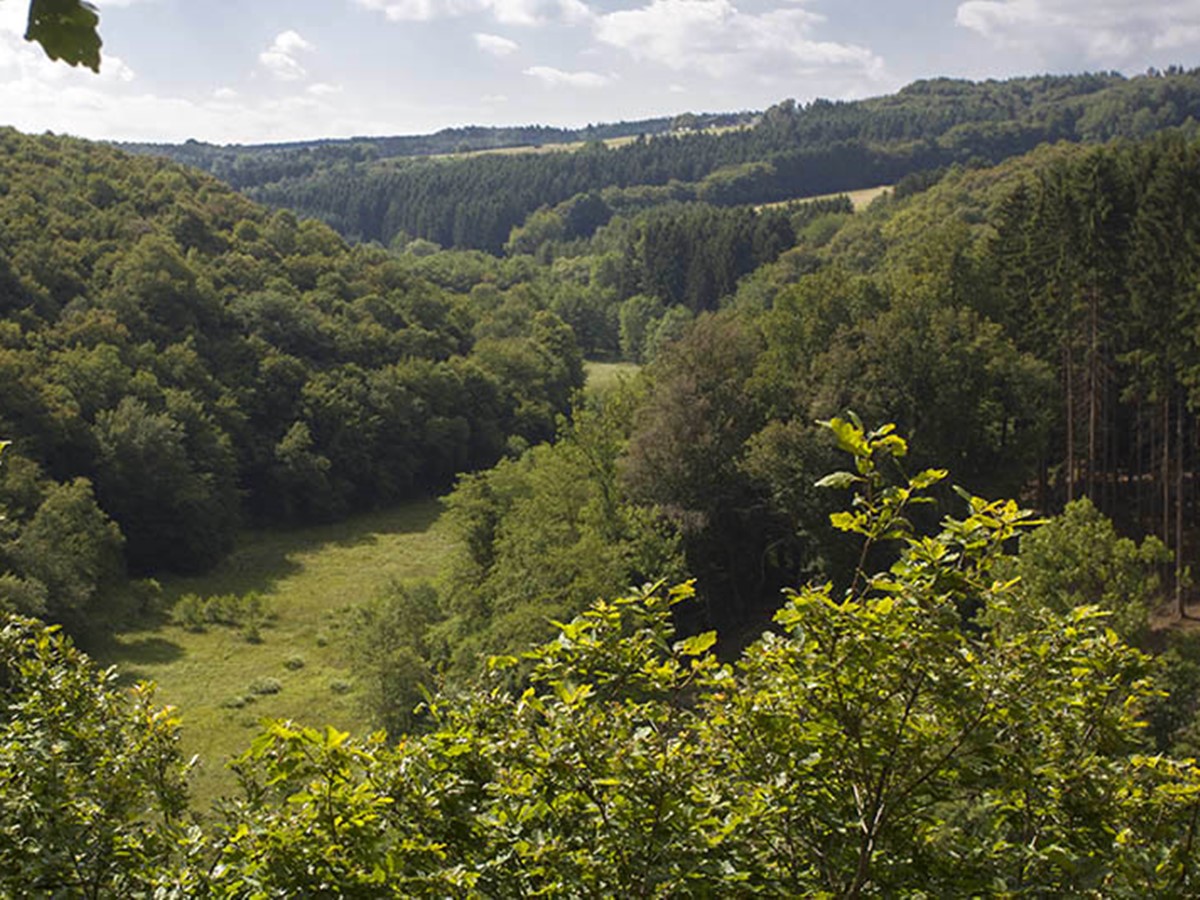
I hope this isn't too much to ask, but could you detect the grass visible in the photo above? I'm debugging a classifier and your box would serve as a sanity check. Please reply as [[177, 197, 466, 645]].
[[758, 184, 893, 213], [584, 360, 641, 397], [426, 134, 641, 161], [90, 500, 454, 809], [91, 366, 631, 808]]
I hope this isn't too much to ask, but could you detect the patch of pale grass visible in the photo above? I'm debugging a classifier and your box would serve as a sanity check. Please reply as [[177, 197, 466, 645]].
[[584, 360, 642, 397]]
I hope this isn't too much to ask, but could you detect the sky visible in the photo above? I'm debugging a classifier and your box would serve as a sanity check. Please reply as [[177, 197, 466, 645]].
[[1, 0, 1198, 144]]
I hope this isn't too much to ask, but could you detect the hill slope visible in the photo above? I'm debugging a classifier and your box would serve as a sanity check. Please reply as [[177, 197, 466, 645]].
[[0, 128, 582, 629], [128, 69, 1200, 252]]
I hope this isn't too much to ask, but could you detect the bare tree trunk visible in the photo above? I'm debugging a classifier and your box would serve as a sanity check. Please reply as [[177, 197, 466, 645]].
[[1066, 343, 1075, 504], [1178, 390, 1186, 617], [1103, 376, 1114, 515], [1164, 394, 1171, 550], [1137, 403, 1145, 525], [1088, 290, 1098, 501]]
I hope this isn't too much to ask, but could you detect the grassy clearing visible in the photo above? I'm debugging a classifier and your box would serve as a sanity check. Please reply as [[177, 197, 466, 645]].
[[90, 500, 454, 809], [92, 367, 627, 807], [430, 134, 641, 160], [840, 185, 892, 210], [584, 360, 641, 397], [758, 184, 892, 213]]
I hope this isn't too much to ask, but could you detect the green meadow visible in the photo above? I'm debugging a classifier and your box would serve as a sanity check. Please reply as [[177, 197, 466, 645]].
[[91, 501, 454, 809]]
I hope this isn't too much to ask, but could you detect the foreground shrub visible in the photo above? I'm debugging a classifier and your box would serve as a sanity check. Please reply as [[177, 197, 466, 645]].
[[6, 419, 1200, 895], [0, 617, 191, 896]]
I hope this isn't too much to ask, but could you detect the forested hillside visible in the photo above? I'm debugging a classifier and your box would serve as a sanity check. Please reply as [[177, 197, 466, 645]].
[[0, 128, 582, 629], [130, 69, 1200, 253], [9, 52, 1200, 892], [362, 129, 1200, 697], [120, 110, 750, 190]]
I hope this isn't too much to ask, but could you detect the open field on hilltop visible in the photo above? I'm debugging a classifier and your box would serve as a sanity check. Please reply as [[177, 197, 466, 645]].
[[839, 184, 892, 209], [428, 123, 752, 161], [429, 134, 642, 160], [90, 500, 454, 809], [758, 184, 892, 212]]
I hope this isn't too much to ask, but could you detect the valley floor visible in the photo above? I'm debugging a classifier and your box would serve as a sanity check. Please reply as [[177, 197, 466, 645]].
[[91, 500, 453, 809]]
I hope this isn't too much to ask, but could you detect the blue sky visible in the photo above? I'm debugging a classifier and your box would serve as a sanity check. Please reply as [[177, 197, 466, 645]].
[[1, 0, 1198, 143]]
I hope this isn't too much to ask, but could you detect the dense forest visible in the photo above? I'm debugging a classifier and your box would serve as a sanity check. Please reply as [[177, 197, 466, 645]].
[[0, 128, 583, 626], [4, 422, 1200, 895], [379, 129, 1200, 678], [10, 56, 1200, 892], [130, 68, 1200, 253]]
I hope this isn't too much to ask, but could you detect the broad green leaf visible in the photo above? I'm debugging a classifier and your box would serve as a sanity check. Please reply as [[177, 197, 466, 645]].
[[677, 630, 718, 656], [829, 511, 864, 533], [910, 468, 948, 490], [814, 470, 862, 490], [819, 416, 868, 458], [25, 0, 101, 72]]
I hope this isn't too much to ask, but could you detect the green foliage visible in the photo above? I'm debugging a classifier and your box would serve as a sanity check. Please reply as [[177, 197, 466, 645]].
[[441, 385, 682, 671], [350, 580, 445, 735], [7, 476, 124, 624], [715, 418, 1182, 894], [1000, 497, 1170, 641], [0, 128, 586, 632], [194, 420, 1200, 892], [92, 396, 237, 573], [24, 0, 101, 72], [7, 421, 1200, 893], [622, 312, 777, 626], [617, 293, 664, 362], [248, 676, 282, 696], [0, 616, 190, 895], [142, 70, 1200, 256], [1150, 631, 1200, 757]]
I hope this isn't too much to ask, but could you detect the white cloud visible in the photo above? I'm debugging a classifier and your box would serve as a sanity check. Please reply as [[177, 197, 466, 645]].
[[0, 68, 377, 144], [0, 18, 362, 144], [594, 0, 883, 82], [956, 0, 1200, 62], [258, 29, 313, 82], [353, 0, 588, 26], [308, 82, 342, 96], [474, 32, 520, 56], [1155, 24, 1200, 49], [489, 0, 590, 26], [524, 65, 612, 87], [352, 0, 461, 22]]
